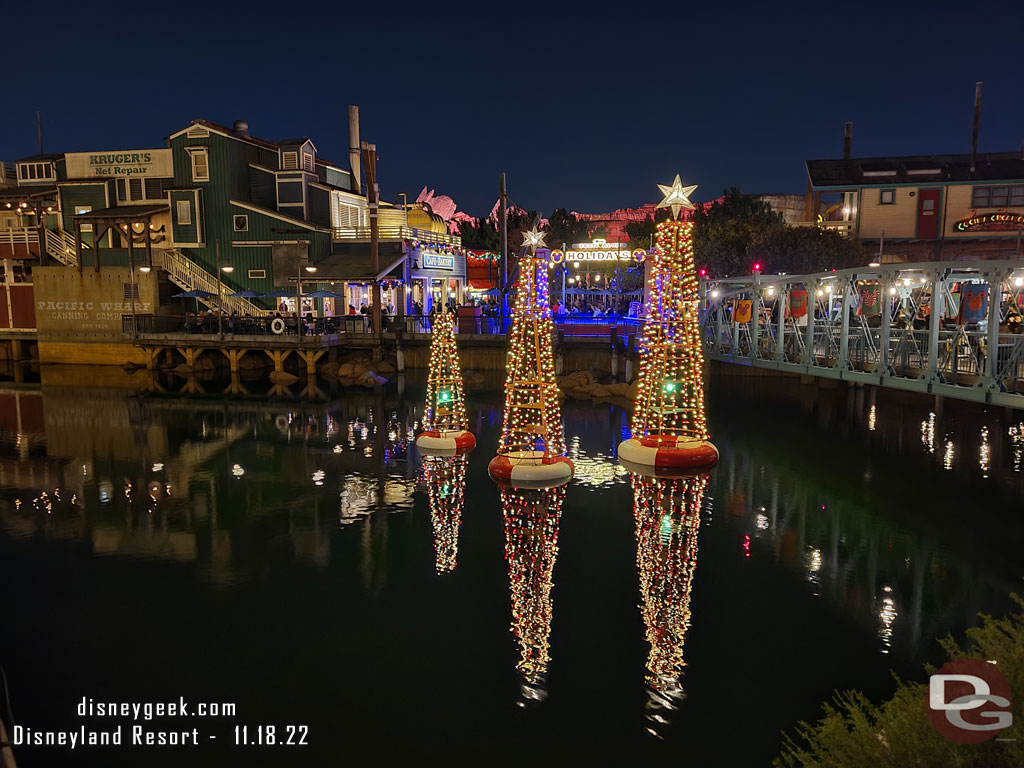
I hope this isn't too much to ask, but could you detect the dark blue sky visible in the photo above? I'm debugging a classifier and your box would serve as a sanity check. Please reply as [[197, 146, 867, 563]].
[[5, 1, 1023, 217]]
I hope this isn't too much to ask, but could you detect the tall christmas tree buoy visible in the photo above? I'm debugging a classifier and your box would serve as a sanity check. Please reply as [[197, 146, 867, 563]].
[[501, 484, 566, 705], [618, 175, 718, 471], [416, 309, 475, 455], [488, 227, 573, 488], [423, 454, 467, 574], [630, 470, 706, 738]]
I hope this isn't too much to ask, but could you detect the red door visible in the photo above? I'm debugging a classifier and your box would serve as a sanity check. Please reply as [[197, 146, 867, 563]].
[[917, 189, 941, 239]]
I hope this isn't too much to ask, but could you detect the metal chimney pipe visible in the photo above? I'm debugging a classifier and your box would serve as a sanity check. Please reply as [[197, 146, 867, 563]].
[[970, 82, 982, 174], [843, 122, 852, 159], [348, 106, 362, 192]]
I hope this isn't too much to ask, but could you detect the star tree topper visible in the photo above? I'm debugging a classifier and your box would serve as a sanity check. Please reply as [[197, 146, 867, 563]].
[[656, 174, 698, 219], [521, 227, 547, 253]]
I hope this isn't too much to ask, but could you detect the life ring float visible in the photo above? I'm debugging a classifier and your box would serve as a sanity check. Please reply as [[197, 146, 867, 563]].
[[274, 415, 289, 431], [270, 317, 286, 335], [487, 451, 574, 489], [415, 429, 476, 456], [617, 434, 719, 471]]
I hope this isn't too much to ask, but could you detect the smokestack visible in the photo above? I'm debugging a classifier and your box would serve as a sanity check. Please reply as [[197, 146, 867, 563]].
[[970, 82, 982, 173], [348, 106, 362, 192], [843, 122, 852, 159]]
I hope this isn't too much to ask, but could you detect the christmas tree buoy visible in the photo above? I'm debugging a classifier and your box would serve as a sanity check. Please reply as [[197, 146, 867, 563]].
[[630, 469, 706, 738], [487, 227, 573, 488], [415, 309, 476, 455], [618, 176, 718, 472], [501, 484, 566, 705], [423, 454, 466, 574]]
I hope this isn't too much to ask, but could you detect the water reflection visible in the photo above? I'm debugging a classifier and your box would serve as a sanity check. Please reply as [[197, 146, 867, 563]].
[[630, 472, 706, 738], [500, 484, 565, 706], [422, 455, 467, 574]]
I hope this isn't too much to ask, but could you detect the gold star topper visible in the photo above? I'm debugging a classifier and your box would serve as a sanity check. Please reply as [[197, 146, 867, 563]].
[[521, 227, 547, 252], [656, 174, 698, 219]]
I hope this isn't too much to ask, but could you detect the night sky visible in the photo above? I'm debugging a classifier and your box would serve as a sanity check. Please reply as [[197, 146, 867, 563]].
[[5, 1, 1023, 217]]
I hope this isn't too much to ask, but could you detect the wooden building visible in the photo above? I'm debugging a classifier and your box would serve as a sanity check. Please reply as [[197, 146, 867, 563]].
[[807, 150, 1024, 262]]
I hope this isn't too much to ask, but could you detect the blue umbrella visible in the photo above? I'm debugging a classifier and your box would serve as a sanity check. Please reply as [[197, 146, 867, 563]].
[[261, 289, 299, 298], [173, 289, 215, 298], [303, 289, 344, 299], [227, 289, 261, 298]]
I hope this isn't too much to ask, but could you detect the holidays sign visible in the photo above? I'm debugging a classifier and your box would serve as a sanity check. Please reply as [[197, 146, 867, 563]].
[[954, 212, 1024, 232], [65, 149, 173, 179], [559, 238, 634, 262]]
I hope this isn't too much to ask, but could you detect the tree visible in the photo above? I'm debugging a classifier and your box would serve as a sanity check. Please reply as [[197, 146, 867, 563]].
[[747, 226, 869, 275], [690, 188, 784, 277], [776, 593, 1024, 768], [625, 210, 671, 250], [544, 208, 589, 248], [457, 216, 499, 250]]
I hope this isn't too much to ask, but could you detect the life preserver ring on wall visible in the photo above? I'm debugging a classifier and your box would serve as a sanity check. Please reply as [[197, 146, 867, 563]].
[[270, 317, 286, 335], [275, 415, 289, 431], [487, 451, 574, 489], [415, 429, 476, 456], [617, 435, 719, 471]]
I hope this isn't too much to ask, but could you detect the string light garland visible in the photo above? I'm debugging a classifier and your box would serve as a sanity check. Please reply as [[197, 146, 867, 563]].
[[618, 176, 718, 471], [415, 310, 476, 455], [631, 471, 707, 738], [423, 454, 467, 574], [501, 484, 566, 705], [488, 228, 573, 486]]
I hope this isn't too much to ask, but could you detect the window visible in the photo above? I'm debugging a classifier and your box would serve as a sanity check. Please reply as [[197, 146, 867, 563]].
[[144, 178, 171, 200], [188, 148, 210, 182], [248, 269, 266, 279], [302, 153, 314, 172], [123, 283, 140, 301], [972, 185, 1024, 208], [282, 151, 298, 170], [116, 178, 127, 201], [75, 205, 93, 232], [129, 178, 144, 201], [176, 200, 192, 224], [233, 214, 249, 232], [922, 198, 935, 212], [17, 162, 55, 182], [880, 189, 895, 205]]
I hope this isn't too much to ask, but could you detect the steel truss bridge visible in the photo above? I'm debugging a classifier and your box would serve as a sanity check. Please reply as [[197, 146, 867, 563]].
[[699, 260, 1024, 408]]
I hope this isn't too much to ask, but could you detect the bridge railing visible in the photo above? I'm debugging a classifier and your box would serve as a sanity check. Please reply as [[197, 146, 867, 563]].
[[700, 259, 1024, 406]]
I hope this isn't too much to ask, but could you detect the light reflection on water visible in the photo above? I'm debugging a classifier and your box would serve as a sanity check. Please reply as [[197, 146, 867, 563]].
[[0, 380, 1022, 763]]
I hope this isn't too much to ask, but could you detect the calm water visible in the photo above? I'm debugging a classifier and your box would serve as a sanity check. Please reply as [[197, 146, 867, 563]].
[[0, 374, 1022, 767]]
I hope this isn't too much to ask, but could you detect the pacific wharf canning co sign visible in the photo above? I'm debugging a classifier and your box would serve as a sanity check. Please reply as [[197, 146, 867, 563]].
[[65, 149, 173, 179], [954, 212, 1024, 232]]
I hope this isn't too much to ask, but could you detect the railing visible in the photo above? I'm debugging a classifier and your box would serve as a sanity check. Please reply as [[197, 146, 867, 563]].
[[152, 249, 260, 315], [331, 225, 461, 247], [0, 226, 83, 267], [121, 312, 643, 340], [790, 220, 856, 237], [700, 259, 1024, 406], [45, 228, 78, 267]]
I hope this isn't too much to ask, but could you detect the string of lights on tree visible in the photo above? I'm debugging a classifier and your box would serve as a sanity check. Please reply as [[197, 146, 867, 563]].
[[631, 176, 710, 445], [631, 471, 707, 737], [501, 484, 566, 704], [497, 227, 566, 458], [423, 454, 467, 574], [423, 310, 469, 433]]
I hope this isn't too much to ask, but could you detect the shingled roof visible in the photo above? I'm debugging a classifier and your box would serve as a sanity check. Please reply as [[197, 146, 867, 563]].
[[807, 151, 1024, 187]]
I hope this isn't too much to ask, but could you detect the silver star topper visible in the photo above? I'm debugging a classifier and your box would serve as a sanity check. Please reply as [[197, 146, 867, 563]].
[[656, 174, 698, 219]]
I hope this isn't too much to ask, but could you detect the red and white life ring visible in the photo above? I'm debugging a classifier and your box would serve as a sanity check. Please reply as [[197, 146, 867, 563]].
[[415, 429, 476, 456], [617, 434, 719, 471], [270, 317, 286, 335], [487, 451, 574, 489]]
